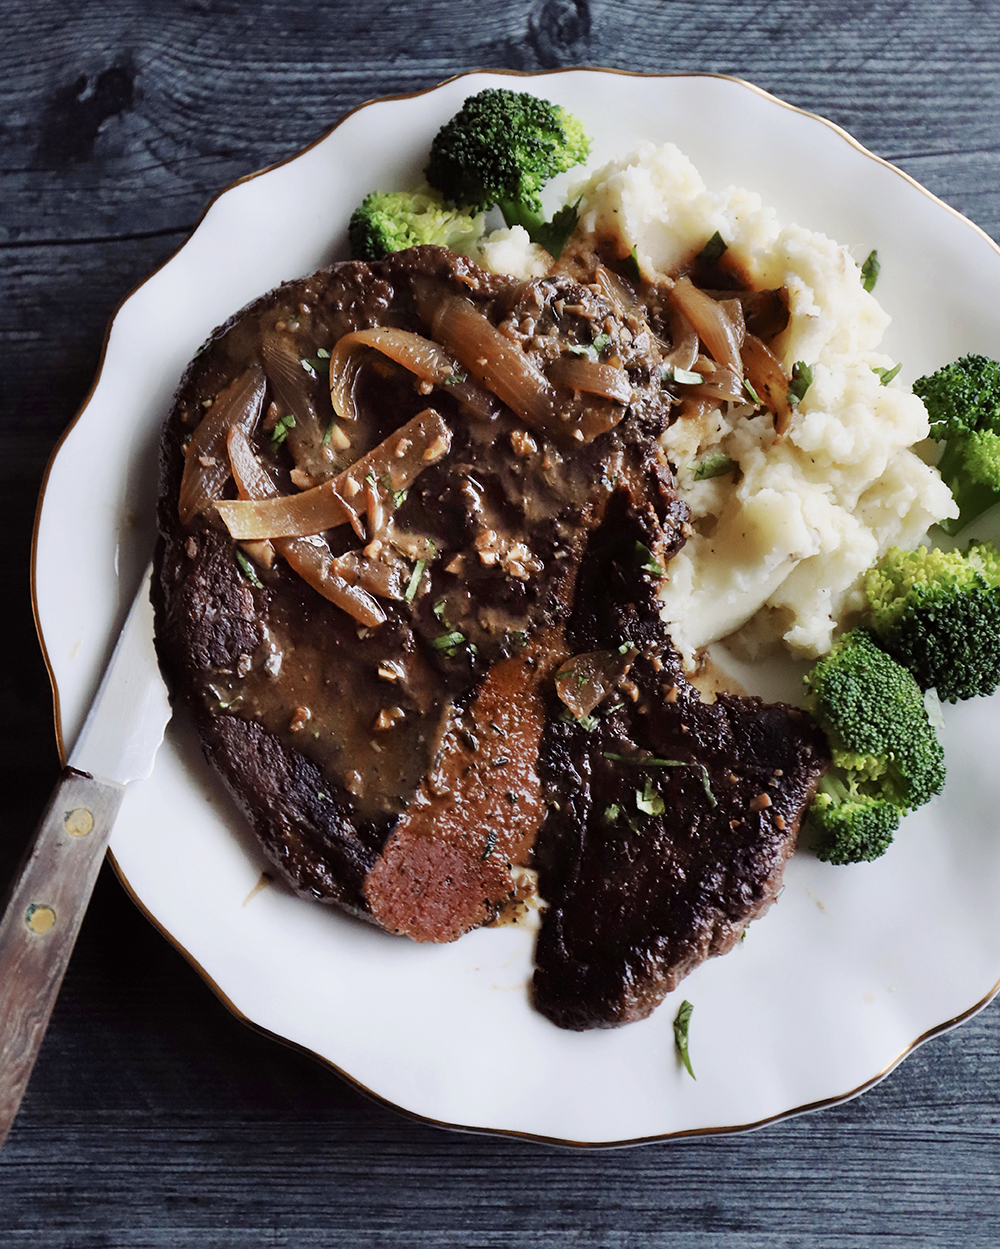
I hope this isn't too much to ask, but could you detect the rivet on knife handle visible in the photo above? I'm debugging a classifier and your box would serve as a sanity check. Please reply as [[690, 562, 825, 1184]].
[[0, 767, 124, 1148]]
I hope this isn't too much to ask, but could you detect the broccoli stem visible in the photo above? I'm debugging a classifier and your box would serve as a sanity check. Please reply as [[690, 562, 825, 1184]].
[[817, 772, 850, 805], [496, 199, 548, 242], [937, 436, 1000, 535], [935, 435, 966, 487]]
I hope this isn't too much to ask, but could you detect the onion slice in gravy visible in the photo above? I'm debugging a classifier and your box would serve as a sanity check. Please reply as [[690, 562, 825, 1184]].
[[329, 327, 499, 423], [217, 408, 452, 540], [178, 366, 266, 525], [227, 426, 387, 627]]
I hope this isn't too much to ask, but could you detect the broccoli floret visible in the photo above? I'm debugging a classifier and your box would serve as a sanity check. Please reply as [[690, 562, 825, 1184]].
[[803, 629, 945, 863], [348, 186, 485, 261], [425, 87, 591, 253], [865, 541, 1000, 702], [913, 354, 1000, 535], [809, 781, 900, 865]]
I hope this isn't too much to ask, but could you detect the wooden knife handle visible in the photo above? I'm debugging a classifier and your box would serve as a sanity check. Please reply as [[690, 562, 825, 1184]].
[[0, 767, 123, 1147]]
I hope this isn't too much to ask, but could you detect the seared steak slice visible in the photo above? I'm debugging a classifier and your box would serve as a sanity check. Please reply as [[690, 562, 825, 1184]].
[[532, 496, 829, 1029]]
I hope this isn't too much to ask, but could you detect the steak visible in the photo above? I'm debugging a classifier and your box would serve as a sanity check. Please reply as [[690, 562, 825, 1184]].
[[532, 491, 829, 1029], [154, 244, 827, 1028]]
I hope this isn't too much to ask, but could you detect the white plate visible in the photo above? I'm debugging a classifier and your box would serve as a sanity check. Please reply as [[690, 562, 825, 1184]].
[[33, 70, 1000, 1145]]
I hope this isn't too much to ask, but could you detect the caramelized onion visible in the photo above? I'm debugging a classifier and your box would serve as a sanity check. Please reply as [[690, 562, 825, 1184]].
[[330, 548, 411, 601], [326, 335, 364, 424], [719, 298, 746, 346], [261, 332, 334, 479], [742, 333, 793, 437], [240, 539, 274, 569], [592, 264, 638, 312], [226, 424, 279, 501], [554, 648, 637, 720], [701, 288, 790, 341], [217, 409, 452, 540], [329, 328, 499, 423], [547, 354, 632, 404], [660, 305, 699, 372], [678, 396, 718, 422], [687, 360, 746, 404], [178, 366, 266, 525], [226, 427, 386, 627], [671, 276, 744, 380], [426, 293, 559, 433], [281, 535, 387, 628]]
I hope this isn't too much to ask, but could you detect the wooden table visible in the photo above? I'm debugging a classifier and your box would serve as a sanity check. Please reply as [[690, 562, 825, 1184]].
[[4, 1, 1000, 1242]]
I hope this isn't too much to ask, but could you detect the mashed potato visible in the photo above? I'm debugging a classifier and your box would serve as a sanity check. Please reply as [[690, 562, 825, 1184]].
[[474, 225, 553, 279], [564, 143, 958, 659]]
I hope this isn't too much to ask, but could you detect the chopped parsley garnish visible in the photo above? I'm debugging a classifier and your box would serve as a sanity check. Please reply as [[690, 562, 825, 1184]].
[[673, 999, 695, 1079], [860, 249, 880, 293], [603, 752, 717, 807], [443, 372, 466, 385], [404, 558, 426, 603], [743, 378, 762, 405], [669, 366, 704, 386], [365, 469, 378, 487], [603, 803, 620, 824], [534, 199, 582, 261], [605, 752, 679, 766], [509, 630, 529, 649], [560, 709, 599, 731], [391, 487, 408, 509], [592, 332, 611, 353], [872, 362, 901, 386], [300, 347, 331, 377], [432, 630, 468, 657], [506, 792, 519, 805], [430, 599, 476, 653], [690, 452, 735, 481], [270, 413, 296, 445], [636, 541, 665, 577], [788, 361, 814, 405], [622, 245, 641, 283], [322, 420, 335, 447], [635, 778, 665, 816], [695, 230, 727, 267], [235, 550, 263, 588]]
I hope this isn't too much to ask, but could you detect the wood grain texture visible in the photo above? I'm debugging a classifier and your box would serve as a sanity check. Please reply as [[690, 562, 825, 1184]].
[[3, 0, 1000, 1243]]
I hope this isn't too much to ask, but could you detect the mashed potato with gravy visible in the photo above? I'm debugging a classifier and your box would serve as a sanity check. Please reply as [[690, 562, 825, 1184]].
[[567, 143, 957, 659]]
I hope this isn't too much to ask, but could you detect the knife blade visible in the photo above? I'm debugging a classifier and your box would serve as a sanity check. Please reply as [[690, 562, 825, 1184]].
[[0, 563, 171, 1147]]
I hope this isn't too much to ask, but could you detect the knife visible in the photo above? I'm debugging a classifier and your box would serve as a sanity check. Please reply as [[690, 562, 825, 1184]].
[[0, 564, 171, 1147]]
